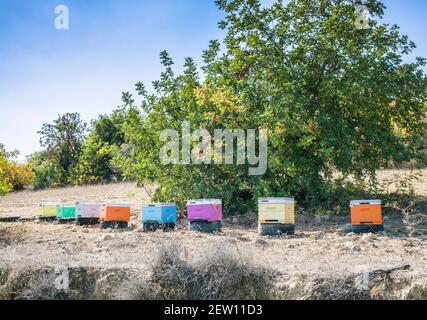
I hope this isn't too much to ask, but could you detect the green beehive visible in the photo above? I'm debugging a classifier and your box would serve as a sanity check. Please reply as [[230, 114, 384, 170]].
[[56, 204, 76, 222]]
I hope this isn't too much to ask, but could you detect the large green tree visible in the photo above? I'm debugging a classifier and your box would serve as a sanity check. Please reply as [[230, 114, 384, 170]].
[[73, 109, 127, 185], [117, 0, 427, 214], [38, 113, 87, 185]]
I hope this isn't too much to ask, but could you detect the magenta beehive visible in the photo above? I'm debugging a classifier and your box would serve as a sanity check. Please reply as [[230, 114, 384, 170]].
[[186, 199, 222, 222]]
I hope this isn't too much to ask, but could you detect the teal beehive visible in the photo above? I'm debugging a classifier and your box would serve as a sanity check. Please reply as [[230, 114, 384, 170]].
[[56, 204, 76, 223]]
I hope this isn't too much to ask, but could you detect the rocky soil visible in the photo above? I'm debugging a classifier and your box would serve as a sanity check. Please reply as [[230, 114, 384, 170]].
[[0, 213, 426, 300]]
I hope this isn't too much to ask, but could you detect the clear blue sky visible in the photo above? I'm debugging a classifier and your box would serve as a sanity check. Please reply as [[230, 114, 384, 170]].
[[0, 0, 426, 161]]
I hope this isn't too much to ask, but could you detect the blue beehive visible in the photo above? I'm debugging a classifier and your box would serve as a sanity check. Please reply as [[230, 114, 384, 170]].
[[142, 203, 176, 231]]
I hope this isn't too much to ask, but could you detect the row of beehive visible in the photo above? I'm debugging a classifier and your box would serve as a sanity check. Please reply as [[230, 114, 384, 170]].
[[39, 198, 384, 234], [40, 202, 132, 228]]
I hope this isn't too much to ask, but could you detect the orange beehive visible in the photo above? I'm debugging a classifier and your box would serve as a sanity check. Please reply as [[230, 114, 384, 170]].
[[350, 200, 382, 225], [99, 203, 131, 223]]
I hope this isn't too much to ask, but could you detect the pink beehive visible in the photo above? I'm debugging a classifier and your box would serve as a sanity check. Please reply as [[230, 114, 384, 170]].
[[187, 199, 222, 222], [76, 202, 104, 219]]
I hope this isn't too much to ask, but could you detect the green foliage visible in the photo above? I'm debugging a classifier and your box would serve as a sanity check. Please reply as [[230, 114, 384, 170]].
[[0, 153, 12, 196], [38, 113, 87, 186], [115, 0, 427, 215], [73, 109, 127, 185], [2, 162, 33, 191], [30, 109, 130, 188], [0, 144, 33, 193], [27, 151, 62, 190]]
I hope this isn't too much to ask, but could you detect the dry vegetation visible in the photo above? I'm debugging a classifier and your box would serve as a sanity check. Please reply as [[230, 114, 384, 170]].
[[0, 169, 426, 300]]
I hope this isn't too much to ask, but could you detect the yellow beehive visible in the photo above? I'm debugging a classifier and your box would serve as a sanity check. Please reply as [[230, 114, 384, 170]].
[[258, 198, 295, 224], [40, 202, 60, 217]]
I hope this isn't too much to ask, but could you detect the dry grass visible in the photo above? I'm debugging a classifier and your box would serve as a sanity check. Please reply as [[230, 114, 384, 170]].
[[0, 266, 138, 300], [375, 169, 427, 196], [1, 245, 425, 300], [130, 241, 275, 300]]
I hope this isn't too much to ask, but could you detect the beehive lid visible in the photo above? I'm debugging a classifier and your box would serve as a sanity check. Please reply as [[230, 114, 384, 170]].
[[76, 202, 104, 205], [41, 202, 61, 206], [103, 203, 131, 207], [142, 203, 176, 207], [187, 199, 222, 205], [350, 200, 382, 206], [258, 198, 294, 204], [61, 204, 76, 208]]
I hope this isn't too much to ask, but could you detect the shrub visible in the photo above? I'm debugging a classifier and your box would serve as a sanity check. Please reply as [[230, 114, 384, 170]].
[[0, 144, 33, 193], [0, 155, 12, 196], [132, 242, 274, 300], [27, 152, 62, 190], [3, 162, 33, 191]]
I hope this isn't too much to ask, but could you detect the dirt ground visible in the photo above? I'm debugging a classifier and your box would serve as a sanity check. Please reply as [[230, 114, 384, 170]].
[[0, 169, 426, 300]]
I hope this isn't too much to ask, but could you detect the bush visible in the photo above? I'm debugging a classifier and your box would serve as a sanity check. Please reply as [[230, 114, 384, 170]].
[[3, 162, 33, 191], [0, 144, 33, 193], [132, 242, 274, 300], [27, 152, 62, 190], [0, 155, 12, 196]]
